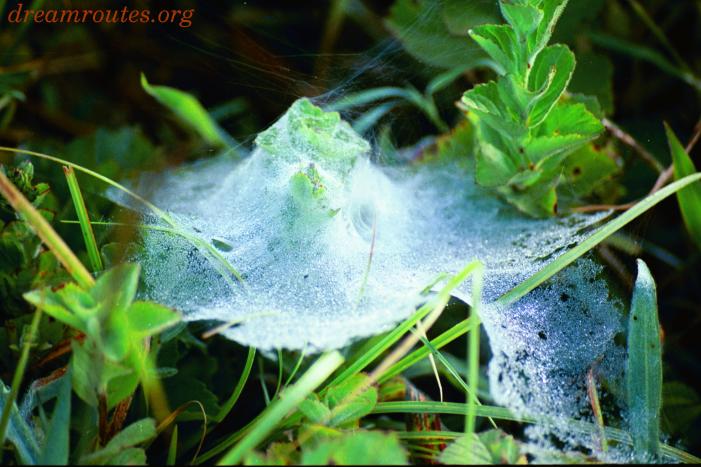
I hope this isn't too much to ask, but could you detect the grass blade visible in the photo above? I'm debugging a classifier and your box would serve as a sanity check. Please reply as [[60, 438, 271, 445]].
[[497, 173, 701, 307], [665, 123, 701, 250], [378, 317, 479, 384], [63, 166, 103, 272], [215, 347, 256, 422], [466, 263, 483, 439], [217, 351, 344, 465], [372, 401, 700, 463], [626, 259, 662, 462]]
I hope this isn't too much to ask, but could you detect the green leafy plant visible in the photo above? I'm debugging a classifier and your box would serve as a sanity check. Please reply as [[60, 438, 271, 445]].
[[24, 263, 180, 410], [461, 0, 605, 217]]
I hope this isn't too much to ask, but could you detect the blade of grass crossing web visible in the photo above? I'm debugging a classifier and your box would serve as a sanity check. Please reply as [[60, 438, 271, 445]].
[[626, 260, 662, 462], [497, 173, 701, 307], [64, 166, 103, 272], [466, 263, 483, 440], [327, 262, 481, 390], [217, 351, 344, 465], [378, 317, 479, 384]]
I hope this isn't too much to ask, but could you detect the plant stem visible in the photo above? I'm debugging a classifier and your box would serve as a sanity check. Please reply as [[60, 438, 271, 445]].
[[64, 166, 103, 273], [0, 306, 43, 447]]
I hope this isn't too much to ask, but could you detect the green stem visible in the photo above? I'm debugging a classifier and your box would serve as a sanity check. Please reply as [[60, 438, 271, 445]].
[[63, 166, 103, 272], [0, 306, 43, 447]]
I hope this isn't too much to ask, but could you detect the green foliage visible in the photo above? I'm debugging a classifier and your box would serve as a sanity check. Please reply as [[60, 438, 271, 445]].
[[24, 263, 180, 408], [440, 430, 526, 464], [0, 379, 40, 465], [141, 73, 229, 147], [256, 98, 370, 172], [626, 259, 662, 462], [301, 431, 408, 465], [385, 0, 499, 70], [0, 162, 68, 318], [300, 374, 378, 428], [0, 161, 49, 215], [461, 0, 605, 217], [665, 123, 701, 250], [78, 418, 157, 465]]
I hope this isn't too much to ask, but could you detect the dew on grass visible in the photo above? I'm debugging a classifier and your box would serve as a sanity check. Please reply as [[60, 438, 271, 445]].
[[123, 98, 626, 455]]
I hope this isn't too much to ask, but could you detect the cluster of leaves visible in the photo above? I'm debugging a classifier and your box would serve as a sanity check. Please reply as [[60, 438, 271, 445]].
[[461, 0, 605, 217]]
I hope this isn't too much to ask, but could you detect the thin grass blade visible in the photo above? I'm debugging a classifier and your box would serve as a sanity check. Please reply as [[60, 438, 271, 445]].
[[63, 166, 103, 272]]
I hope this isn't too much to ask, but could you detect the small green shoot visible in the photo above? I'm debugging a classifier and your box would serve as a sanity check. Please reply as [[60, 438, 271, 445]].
[[626, 259, 663, 462], [141, 73, 230, 147]]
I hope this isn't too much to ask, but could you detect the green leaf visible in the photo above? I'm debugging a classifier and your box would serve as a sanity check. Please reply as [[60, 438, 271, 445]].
[[301, 431, 408, 465], [527, 44, 576, 128], [218, 351, 344, 465], [38, 373, 71, 465], [70, 340, 99, 407], [256, 98, 369, 173], [324, 374, 378, 427], [385, 0, 498, 70], [478, 429, 527, 464], [469, 25, 518, 75], [299, 395, 332, 424], [141, 73, 227, 146], [90, 263, 140, 316], [531, 0, 570, 58], [500, 2, 543, 41], [665, 123, 701, 250], [127, 301, 180, 339], [79, 418, 157, 465], [439, 433, 491, 464], [626, 259, 662, 462]]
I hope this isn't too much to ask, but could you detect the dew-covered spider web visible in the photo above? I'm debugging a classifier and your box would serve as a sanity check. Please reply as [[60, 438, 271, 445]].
[[121, 98, 628, 457]]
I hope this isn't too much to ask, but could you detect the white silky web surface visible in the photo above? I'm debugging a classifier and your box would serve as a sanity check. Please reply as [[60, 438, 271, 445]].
[[128, 99, 627, 454]]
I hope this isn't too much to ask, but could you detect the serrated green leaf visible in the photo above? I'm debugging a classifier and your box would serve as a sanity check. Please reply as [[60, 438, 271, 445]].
[[469, 25, 518, 76], [79, 418, 156, 465], [531, 0, 570, 58], [439, 433, 491, 465], [299, 395, 331, 424], [527, 44, 576, 128], [141, 73, 226, 147], [324, 373, 378, 427], [301, 431, 408, 465], [626, 259, 662, 462], [500, 2, 543, 40], [665, 123, 701, 250]]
